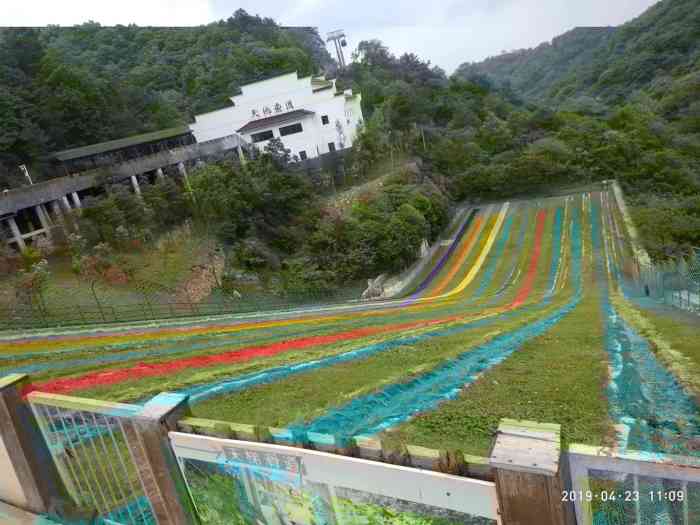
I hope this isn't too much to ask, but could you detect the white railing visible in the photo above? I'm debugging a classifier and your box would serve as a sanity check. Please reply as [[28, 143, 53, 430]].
[[170, 431, 501, 524], [567, 444, 700, 525]]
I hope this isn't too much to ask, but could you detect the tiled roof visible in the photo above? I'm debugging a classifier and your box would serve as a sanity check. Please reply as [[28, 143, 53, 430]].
[[51, 126, 191, 162]]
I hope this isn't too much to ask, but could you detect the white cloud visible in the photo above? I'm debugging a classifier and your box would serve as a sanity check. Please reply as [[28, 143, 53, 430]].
[[3, 0, 660, 72], [3, 0, 214, 26]]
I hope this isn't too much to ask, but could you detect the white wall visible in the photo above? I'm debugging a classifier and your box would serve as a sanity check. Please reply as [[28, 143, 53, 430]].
[[190, 72, 364, 159]]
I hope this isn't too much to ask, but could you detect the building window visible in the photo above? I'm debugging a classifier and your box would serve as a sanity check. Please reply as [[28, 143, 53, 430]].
[[328, 142, 336, 152], [321, 115, 329, 125], [251, 130, 274, 143], [299, 150, 307, 161], [279, 123, 303, 136]]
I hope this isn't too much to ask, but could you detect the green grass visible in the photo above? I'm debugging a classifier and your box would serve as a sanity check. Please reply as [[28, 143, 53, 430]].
[[2, 227, 209, 315], [190, 281, 576, 426], [392, 279, 611, 456], [613, 294, 700, 401], [324, 153, 409, 211]]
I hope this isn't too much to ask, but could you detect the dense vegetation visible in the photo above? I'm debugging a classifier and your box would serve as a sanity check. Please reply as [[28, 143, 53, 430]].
[[339, 38, 700, 260], [457, 0, 700, 112], [0, 10, 331, 187], [69, 138, 449, 297], [3, 0, 699, 300]]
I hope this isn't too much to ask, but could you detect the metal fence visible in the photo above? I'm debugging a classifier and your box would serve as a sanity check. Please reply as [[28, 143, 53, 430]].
[[0, 287, 363, 330], [635, 251, 700, 314], [28, 392, 155, 524]]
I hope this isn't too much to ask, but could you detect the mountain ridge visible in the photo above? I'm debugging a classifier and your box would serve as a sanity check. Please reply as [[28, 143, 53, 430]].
[[455, 0, 700, 110]]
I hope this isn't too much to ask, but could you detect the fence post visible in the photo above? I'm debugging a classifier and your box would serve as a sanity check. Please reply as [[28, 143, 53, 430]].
[[0, 374, 62, 514], [122, 392, 200, 525], [489, 419, 572, 525]]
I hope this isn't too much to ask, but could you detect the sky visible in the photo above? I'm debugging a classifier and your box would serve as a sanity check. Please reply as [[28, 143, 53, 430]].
[[4, 0, 660, 73]]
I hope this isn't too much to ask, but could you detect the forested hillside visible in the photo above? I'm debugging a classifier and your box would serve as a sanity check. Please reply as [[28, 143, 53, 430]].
[[334, 38, 699, 260], [457, 0, 700, 114], [456, 27, 616, 107], [0, 10, 331, 186], [1, 5, 698, 266]]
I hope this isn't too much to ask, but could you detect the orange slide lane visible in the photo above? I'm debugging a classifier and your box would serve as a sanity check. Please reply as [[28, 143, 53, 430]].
[[428, 212, 487, 297], [509, 209, 547, 309]]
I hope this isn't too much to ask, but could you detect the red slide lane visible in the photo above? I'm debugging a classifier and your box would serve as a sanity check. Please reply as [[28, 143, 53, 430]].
[[509, 209, 547, 309], [25, 316, 466, 396]]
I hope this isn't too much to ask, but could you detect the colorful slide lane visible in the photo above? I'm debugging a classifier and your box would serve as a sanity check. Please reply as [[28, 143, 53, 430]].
[[5, 196, 564, 392], [5, 189, 693, 460], [17, 196, 564, 402]]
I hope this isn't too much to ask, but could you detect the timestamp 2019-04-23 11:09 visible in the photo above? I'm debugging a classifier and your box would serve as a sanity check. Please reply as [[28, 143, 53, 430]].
[[561, 489, 687, 503]]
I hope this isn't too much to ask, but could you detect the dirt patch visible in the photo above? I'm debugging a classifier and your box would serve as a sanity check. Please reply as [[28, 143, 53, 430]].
[[176, 252, 225, 304]]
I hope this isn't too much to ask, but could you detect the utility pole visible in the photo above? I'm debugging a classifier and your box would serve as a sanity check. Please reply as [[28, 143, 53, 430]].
[[326, 30, 348, 69]]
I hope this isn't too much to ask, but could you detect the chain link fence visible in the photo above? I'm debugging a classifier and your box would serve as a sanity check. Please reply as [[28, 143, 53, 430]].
[[0, 277, 364, 330], [634, 249, 700, 314]]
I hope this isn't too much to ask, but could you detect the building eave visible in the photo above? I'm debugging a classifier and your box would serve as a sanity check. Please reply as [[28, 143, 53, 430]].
[[236, 109, 315, 134]]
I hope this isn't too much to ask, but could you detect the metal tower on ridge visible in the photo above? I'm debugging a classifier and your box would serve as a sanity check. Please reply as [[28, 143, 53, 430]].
[[326, 29, 348, 68]]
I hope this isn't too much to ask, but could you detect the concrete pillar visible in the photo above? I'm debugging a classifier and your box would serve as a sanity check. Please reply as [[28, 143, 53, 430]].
[[490, 420, 570, 525], [33, 205, 53, 246], [59, 195, 80, 232], [50, 200, 65, 225], [122, 393, 200, 525], [61, 195, 72, 211], [6, 216, 26, 251], [34, 204, 51, 230], [70, 192, 81, 209], [130, 175, 142, 197], [236, 145, 247, 165], [0, 374, 62, 514], [156, 168, 165, 180]]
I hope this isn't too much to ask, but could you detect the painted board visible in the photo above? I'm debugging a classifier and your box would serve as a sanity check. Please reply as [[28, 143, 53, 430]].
[[170, 431, 500, 525]]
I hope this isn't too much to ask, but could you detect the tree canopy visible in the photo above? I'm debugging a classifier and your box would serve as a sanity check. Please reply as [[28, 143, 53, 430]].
[[0, 12, 331, 187]]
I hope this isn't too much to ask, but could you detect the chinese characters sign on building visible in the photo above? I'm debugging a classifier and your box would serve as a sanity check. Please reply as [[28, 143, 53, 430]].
[[251, 100, 294, 119]]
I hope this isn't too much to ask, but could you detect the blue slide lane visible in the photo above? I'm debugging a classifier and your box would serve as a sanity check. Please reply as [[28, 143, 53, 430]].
[[593, 200, 700, 457], [408, 209, 478, 297], [290, 205, 581, 442], [180, 205, 568, 405], [546, 207, 564, 296], [465, 212, 515, 302], [484, 203, 531, 305]]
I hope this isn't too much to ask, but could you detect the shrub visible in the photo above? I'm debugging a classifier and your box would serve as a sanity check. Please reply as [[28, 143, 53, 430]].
[[278, 257, 338, 298], [20, 246, 42, 270]]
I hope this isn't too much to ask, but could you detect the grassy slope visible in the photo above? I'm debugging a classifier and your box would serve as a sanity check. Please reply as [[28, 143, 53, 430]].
[[394, 196, 612, 455], [394, 281, 610, 455], [190, 199, 568, 429], [613, 295, 700, 402], [6, 228, 209, 319]]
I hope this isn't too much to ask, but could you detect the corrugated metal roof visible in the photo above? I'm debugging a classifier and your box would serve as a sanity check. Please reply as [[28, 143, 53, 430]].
[[51, 126, 192, 162], [237, 109, 315, 134]]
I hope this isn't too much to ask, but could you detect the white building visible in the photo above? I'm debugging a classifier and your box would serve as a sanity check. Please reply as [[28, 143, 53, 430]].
[[189, 72, 363, 160]]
